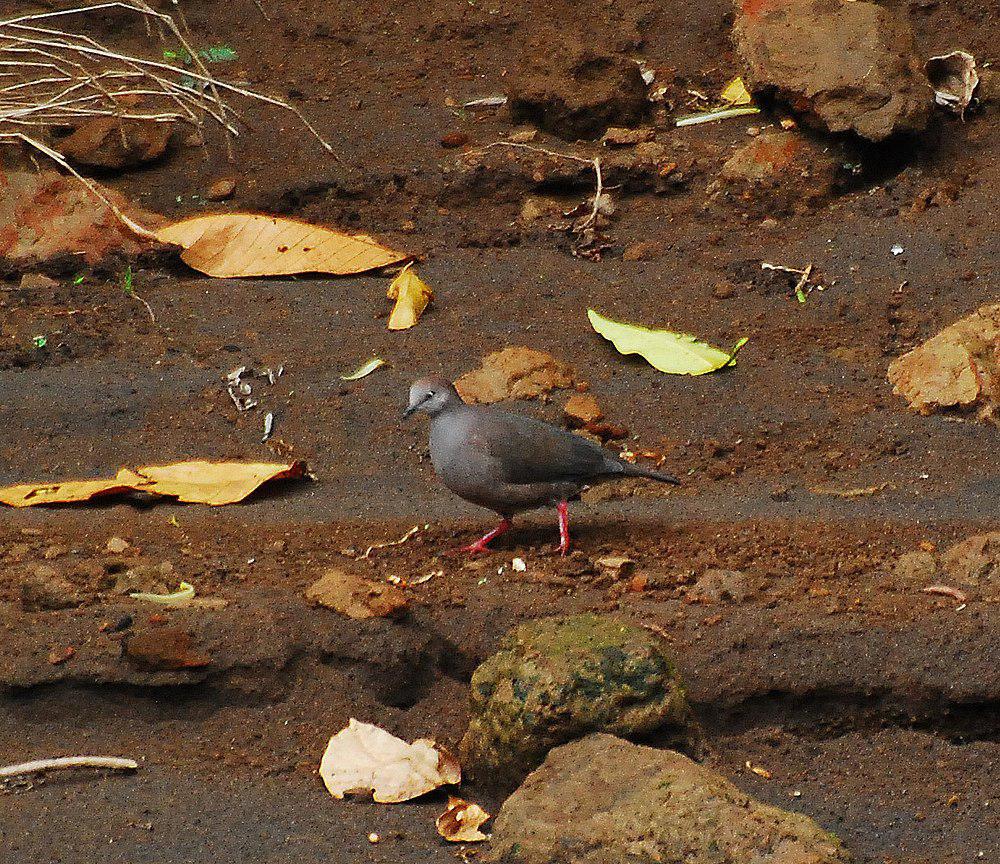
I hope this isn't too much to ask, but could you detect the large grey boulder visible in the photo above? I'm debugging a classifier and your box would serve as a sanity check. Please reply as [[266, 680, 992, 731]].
[[485, 734, 852, 864]]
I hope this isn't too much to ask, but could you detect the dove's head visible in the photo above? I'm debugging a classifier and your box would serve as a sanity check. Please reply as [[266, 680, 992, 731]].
[[404, 376, 463, 419]]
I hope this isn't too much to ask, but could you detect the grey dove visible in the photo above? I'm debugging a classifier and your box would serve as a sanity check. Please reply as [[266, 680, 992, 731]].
[[404, 376, 680, 556]]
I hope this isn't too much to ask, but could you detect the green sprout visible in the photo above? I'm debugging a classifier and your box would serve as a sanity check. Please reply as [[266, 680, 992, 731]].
[[32, 335, 47, 349], [72, 273, 85, 285], [122, 265, 134, 297]]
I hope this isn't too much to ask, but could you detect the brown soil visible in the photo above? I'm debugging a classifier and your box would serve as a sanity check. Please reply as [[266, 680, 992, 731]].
[[2, 1, 1000, 862]]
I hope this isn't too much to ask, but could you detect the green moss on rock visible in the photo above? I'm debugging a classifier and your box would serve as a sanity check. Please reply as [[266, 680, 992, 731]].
[[460, 614, 689, 785]]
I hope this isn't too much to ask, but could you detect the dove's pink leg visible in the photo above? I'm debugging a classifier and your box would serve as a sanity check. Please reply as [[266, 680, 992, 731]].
[[454, 518, 512, 556], [557, 501, 571, 557]]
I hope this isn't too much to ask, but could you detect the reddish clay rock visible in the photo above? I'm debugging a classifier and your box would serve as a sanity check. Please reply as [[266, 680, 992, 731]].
[[508, 41, 649, 141], [305, 567, 409, 620], [563, 393, 603, 427], [125, 627, 211, 670], [0, 168, 163, 270], [455, 347, 577, 404], [59, 116, 174, 169], [887, 304, 1000, 419], [734, 0, 929, 142]]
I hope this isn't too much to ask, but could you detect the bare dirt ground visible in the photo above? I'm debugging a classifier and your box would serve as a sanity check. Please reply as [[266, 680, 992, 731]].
[[2, 0, 999, 861]]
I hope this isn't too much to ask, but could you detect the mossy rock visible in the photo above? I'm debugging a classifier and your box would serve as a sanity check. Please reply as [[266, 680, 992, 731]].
[[460, 614, 689, 785]]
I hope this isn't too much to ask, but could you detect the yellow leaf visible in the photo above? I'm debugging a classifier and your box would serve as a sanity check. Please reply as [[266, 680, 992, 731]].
[[436, 796, 491, 842], [0, 472, 145, 508], [0, 461, 305, 508], [588, 309, 748, 375], [155, 214, 408, 278], [386, 264, 433, 330], [721, 76, 753, 106], [129, 460, 305, 505]]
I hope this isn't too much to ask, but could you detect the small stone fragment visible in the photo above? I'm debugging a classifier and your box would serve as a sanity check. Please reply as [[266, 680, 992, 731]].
[[305, 567, 409, 619], [563, 393, 603, 427], [18, 273, 59, 291], [940, 533, 1000, 586], [106, 537, 130, 554], [894, 550, 937, 583], [601, 127, 655, 146], [455, 347, 576, 404], [691, 568, 750, 603], [888, 304, 1000, 418], [205, 177, 237, 201], [19, 565, 83, 611], [440, 131, 470, 149], [125, 627, 211, 669], [594, 556, 635, 578], [59, 116, 174, 169]]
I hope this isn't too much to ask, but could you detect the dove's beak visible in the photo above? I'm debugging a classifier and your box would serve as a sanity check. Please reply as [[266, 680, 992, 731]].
[[402, 405, 417, 419]]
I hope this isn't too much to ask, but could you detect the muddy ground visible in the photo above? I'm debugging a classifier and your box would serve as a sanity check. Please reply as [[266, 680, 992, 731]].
[[2, 0, 999, 861]]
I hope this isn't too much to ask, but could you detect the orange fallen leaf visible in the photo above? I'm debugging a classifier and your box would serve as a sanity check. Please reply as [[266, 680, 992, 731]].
[[436, 796, 491, 842], [0, 461, 305, 508], [745, 760, 772, 779], [155, 213, 408, 278], [386, 263, 433, 330]]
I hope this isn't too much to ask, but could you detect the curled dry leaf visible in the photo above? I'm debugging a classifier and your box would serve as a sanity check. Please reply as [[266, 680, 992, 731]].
[[340, 357, 387, 381], [588, 309, 748, 375], [319, 718, 460, 804], [156, 214, 408, 278], [925, 51, 979, 115], [387, 264, 433, 330], [0, 461, 306, 508], [436, 796, 491, 843]]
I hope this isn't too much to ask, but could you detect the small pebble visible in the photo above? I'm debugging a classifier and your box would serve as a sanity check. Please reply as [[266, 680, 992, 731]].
[[205, 177, 237, 201]]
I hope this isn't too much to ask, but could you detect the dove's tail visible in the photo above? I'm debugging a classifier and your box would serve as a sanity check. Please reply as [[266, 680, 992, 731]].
[[619, 462, 681, 485]]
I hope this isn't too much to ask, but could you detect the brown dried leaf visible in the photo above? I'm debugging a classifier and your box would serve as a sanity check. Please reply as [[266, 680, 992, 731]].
[[436, 796, 491, 843], [386, 264, 433, 330], [922, 584, 967, 603], [156, 214, 407, 277]]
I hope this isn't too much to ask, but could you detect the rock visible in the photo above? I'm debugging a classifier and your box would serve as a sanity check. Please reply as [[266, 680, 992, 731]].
[[59, 116, 174, 170], [125, 627, 212, 670], [18, 273, 59, 291], [940, 533, 1000, 586], [204, 177, 237, 201], [887, 304, 1000, 419], [691, 568, 750, 603], [734, 0, 929, 142], [594, 556, 636, 578], [106, 536, 130, 554], [305, 567, 409, 619], [621, 239, 663, 261], [0, 168, 162, 270], [507, 42, 649, 140], [894, 550, 938, 583], [440, 131, 470, 149], [113, 563, 173, 596], [719, 130, 841, 204], [563, 392, 603, 427], [455, 347, 577, 404], [19, 565, 84, 611], [508, 127, 538, 143], [601, 127, 655, 146], [484, 734, 852, 864], [518, 196, 561, 224], [460, 614, 688, 785]]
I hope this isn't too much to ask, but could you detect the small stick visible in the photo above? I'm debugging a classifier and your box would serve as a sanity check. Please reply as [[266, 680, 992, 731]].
[[130, 291, 156, 324], [575, 156, 603, 231], [1, 756, 138, 779]]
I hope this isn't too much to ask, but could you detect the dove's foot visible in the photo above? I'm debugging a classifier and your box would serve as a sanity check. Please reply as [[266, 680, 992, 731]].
[[556, 501, 571, 557], [447, 518, 512, 557]]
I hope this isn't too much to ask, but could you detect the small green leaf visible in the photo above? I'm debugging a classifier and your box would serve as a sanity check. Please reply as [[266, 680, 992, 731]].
[[588, 309, 747, 375], [31, 335, 47, 349], [340, 357, 386, 381], [121, 265, 134, 296], [72, 273, 85, 285], [199, 46, 237, 63]]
